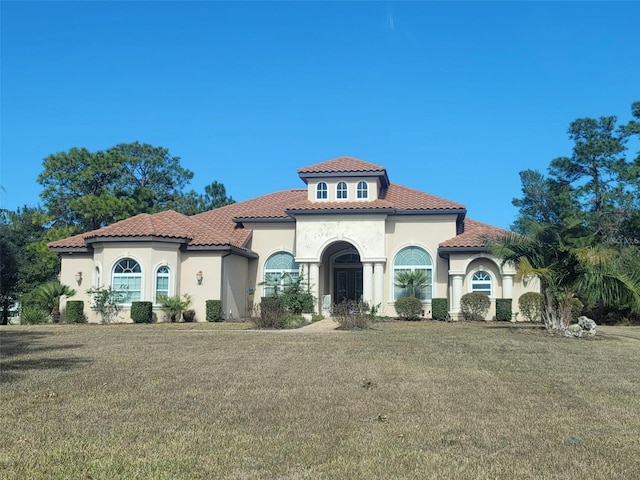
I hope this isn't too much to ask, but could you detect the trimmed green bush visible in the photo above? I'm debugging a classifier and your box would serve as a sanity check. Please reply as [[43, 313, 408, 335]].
[[496, 298, 512, 321], [431, 298, 449, 321], [206, 300, 223, 322], [66, 301, 86, 323], [395, 296, 423, 320], [131, 301, 153, 323], [460, 293, 491, 321], [570, 297, 584, 322], [518, 292, 544, 322]]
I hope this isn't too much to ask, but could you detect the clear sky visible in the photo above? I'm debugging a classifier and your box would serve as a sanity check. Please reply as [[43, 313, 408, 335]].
[[1, 1, 638, 229]]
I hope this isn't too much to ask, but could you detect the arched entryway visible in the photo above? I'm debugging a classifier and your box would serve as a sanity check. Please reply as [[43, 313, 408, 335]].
[[321, 241, 363, 304]]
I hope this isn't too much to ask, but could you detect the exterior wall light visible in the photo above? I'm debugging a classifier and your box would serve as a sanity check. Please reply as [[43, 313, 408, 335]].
[[75, 272, 83, 284], [196, 271, 203, 285]]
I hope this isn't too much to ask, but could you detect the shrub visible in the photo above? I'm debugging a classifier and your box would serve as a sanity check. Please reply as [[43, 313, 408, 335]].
[[87, 286, 123, 324], [518, 292, 544, 322], [254, 296, 287, 329], [65, 301, 86, 323], [496, 299, 512, 322], [280, 275, 315, 314], [182, 309, 196, 322], [431, 298, 449, 321], [460, 293, 491, 321], [206, 300, 223, 322], [20, 305, 50, 325], [157, 294, 192, 322], [131, 301, 153, 323], [395, 296, 423, 320], [333, 300, 373, 330], [570, 297, 584, 322]]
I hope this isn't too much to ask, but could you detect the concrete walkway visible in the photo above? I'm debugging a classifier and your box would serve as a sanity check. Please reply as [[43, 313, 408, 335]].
[[294, 318, 341, 332]]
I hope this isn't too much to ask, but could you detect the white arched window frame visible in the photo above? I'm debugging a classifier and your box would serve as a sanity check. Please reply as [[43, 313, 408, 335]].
[[316, 182, 328, 199], [155, 265, 170, 302], [112, 258, 142, 304], [94, 264, 102, 288], [357, 181, 368, 199], [264, 252, 299, 297], [393, 246, 433, 301], [336, 181, 348, 199], [470, 270, 493, 297]]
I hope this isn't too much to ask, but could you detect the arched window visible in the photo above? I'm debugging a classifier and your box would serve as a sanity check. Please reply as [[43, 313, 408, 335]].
[[112, 258, 142, 304], [357, 181, 368, 199], [316, 182, 328, 199], [471, 271, 492, 296], [264, 252, 299, 297], [155, 266, 170, 302], [94, 265, 101, 288], [337, 181, 348, 199], [393, 246, 433, 301]]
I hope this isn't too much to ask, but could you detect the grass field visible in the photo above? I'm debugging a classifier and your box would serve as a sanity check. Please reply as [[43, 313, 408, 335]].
[[1, 321, 639, 479]]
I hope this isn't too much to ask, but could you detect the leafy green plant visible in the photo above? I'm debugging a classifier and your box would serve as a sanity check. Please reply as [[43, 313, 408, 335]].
[[431, 298, 449, 321], [280, 274, 314, 314], [394, 270, 431, 298], [395, 296, 423, 320], [206, 300, 223, 322], [518, 292, 544, 322], [87, 285, 123, 324], [65, 300, 86, 323], [460, 293, 491, 321], [157, 294, 192, 322], [20, 305, 50, 325], [496, 299, 512, 322], [34, 280, 76, 323], [131, 301, 153, 323]]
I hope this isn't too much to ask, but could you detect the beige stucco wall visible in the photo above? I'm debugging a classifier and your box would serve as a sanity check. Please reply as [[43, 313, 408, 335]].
[[179, 251, 224, 322], [383, 215, 458, 318]]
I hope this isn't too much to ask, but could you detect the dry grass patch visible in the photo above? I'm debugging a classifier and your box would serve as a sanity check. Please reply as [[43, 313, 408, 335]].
[[1, 322, 639, 479]]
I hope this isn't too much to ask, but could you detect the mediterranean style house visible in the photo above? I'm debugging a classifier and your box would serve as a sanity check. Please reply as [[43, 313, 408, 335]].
[[49, 157, 538, 323]]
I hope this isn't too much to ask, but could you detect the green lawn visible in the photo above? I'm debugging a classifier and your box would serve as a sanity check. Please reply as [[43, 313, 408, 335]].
[[1, 321, 639, 479]]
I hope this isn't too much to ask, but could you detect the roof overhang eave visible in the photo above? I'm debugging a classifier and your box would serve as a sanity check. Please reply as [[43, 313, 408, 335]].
[[185, 244, 259, 258], [85, 235, 190, 245]]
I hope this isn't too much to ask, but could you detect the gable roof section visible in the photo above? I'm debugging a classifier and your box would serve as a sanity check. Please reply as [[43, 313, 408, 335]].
[[439, 218, 509, 250], [297, 156, 390, 187]]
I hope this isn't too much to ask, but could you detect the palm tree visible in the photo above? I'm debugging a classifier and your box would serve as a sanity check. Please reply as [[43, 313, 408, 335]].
[[491, 226, 640, 331], [34, 280, 76, 323], [394, 270, 431, 298]]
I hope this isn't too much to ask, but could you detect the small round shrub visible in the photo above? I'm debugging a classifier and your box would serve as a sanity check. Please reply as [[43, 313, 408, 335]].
[[131, 301, 153, 323], [66, 301, 86, 323], [395, 296, 423, 320], [431, 298, 449, 321], [182, 309, 196, 322], [495, 298, 512, 322], [460, 292, 491, 321], [206, 300, 223, 322], [570, 297, 584, 322], [518, 292, 544, 322], [20, 305, 50, 325]]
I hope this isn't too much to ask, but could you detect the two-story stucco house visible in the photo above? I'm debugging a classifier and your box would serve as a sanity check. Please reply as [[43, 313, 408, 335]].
[[48, 156, 538, 323]]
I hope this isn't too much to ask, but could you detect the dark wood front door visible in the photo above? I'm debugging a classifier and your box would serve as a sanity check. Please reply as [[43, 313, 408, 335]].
[[334, 268, 363, 303]]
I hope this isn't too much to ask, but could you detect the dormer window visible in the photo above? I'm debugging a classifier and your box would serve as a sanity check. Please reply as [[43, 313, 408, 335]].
[[357, 181, 368, 199], [316, 182, 328, 199], [337, 181, 348, 199]]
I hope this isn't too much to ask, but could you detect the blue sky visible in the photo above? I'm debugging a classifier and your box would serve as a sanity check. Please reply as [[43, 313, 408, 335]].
[[1, 1, 638, 229]]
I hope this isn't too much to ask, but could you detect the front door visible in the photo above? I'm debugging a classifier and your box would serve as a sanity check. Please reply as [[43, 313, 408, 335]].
[[334, 268, 363, 303]]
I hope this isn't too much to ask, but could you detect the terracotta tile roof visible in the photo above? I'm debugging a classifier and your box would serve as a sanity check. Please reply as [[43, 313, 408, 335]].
[[382, 183, 465, 211], [195, 189, 307, 222], [297, 156, 386, 174], [439, 218, 510, 248]]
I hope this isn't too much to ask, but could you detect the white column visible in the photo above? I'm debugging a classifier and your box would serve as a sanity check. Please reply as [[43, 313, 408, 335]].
[[451, 274, 464, 313], [502, 274, 514, 299], [374, 262, 384, 308], [309, 262, 320, 313], [362, 262, 373, 305]]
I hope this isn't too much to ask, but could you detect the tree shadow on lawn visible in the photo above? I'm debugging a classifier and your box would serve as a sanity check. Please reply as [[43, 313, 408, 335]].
[[0, 331, 91, 383]]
